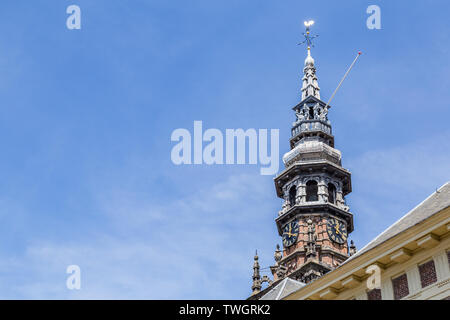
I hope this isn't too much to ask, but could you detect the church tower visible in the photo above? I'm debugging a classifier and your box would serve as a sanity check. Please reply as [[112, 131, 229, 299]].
[[272, 21, 354, 284], [252, 22, 356, 295]]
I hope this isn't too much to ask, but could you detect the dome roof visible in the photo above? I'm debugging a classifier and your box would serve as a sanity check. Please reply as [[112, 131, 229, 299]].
[[283, 140, 341, 167], [304, 52, 315, 66]]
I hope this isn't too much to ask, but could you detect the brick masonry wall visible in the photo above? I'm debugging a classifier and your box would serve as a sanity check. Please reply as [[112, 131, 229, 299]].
[[280, 216, 350, 279], [392, 274, 409, 300], [418, 260, 437, 288]]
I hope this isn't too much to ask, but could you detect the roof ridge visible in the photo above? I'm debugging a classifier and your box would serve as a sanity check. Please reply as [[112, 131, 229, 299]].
[[275, 278, 289, 300]]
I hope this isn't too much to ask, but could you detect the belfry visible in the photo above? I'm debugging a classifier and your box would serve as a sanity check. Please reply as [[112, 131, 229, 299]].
[[250, 21, 356, 298]]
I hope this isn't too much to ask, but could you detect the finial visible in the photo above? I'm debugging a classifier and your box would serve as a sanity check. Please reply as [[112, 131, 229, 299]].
[[349, 240, 357, 256], [253, 250, 260, 269], [274, 244, 282, 264], [299, 20, 321, 100], [299, 20, 318, 54], [252, 249, 262, 295]]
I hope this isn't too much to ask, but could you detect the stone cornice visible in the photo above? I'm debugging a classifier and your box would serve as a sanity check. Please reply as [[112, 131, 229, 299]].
[[274, 159, 352, 198]]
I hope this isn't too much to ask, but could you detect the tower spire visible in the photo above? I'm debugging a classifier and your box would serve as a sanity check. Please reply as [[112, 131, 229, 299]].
[[249, 22, 358, 299], [251, 250, 262, 295], [299, 20, 320, 100], [274, 21, 354, 286]]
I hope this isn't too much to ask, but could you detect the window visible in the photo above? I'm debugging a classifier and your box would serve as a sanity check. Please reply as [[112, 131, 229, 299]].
[[392, 274, 409, 300], [419, 260, 437, 288], [328, 183, 336, 204], [447, 251, 450, 266], [289, 186, 297, 207], [367, 288, 382, 300], [305, 180, 318, 202], [309, 107, 314, 119]]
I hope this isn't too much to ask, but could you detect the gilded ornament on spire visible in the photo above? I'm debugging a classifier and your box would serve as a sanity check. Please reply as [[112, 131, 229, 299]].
[[299, 20, 318, 51], [299, 20, 320, 100]]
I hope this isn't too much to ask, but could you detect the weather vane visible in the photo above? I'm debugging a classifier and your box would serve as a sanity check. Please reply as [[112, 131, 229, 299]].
[[298, 20, 318, 51]]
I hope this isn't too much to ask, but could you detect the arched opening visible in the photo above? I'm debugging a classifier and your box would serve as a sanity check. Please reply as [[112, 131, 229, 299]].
[[306, 180, 318, 202], [328, 183, 336, 204], [289, 186, 297, 207], [309, 107, 314, 119]]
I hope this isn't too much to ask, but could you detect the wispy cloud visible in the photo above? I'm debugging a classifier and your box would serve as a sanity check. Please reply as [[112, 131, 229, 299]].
[[347, 130, 450, 249], [2, 131, 448, 299], [0, 173, 277, 299]]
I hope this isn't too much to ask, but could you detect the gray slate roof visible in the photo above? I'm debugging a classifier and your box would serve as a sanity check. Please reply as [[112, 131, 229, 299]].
[[346, 182, 450, 263], [260, 277, 305, 300]]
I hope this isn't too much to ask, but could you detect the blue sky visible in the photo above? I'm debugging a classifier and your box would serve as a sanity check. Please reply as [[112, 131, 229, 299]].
[[0, 0, 449, 299]]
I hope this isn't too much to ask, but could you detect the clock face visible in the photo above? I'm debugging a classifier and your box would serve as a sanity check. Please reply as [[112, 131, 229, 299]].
[[282, 220, 299, 248], [327, 218, 347, 244]]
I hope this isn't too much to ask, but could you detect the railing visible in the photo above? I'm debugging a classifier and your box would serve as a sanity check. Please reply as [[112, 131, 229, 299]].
[[291, 119, 332, 137]]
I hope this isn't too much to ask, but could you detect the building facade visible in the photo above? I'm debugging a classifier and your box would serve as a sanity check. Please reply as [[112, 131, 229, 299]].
[[282, 183, 450, 300]]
